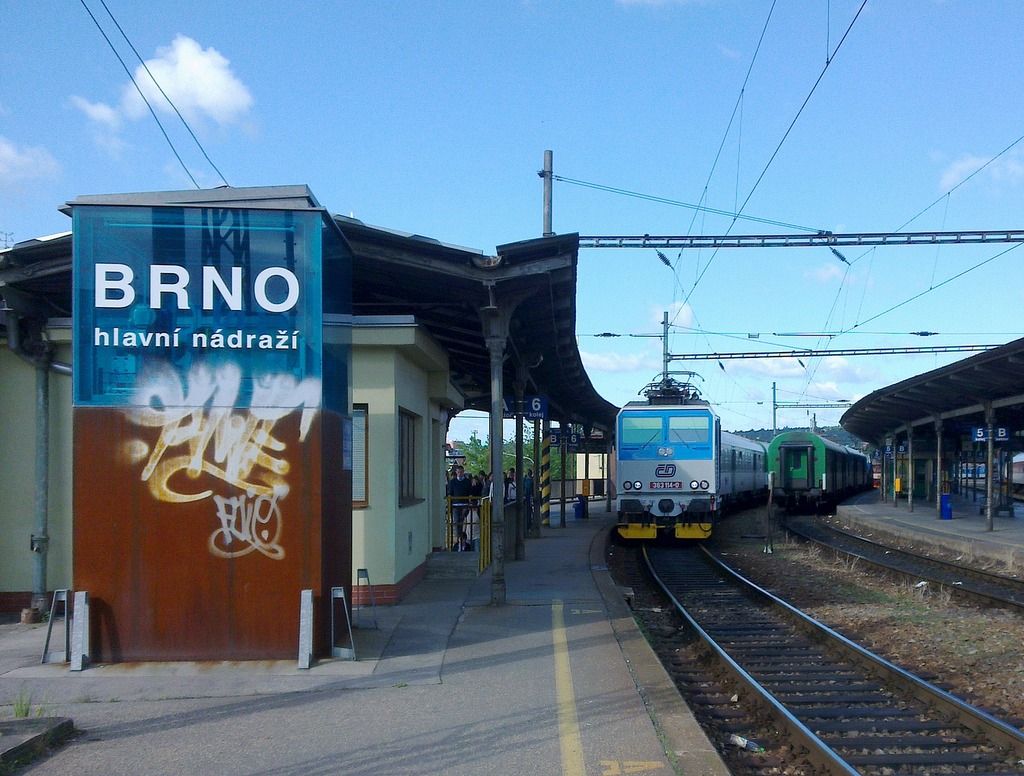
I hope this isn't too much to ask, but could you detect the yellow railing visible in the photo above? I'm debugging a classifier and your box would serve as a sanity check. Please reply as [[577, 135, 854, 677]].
[[445, 496, 491, 574]]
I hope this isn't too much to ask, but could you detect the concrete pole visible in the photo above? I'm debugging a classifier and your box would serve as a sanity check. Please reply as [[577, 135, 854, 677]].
[[772, 382, 777, 436], [542, 150, 554, 237]]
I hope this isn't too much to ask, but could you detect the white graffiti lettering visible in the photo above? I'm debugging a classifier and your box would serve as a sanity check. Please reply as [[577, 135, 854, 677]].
[[209, 489, 285, 560], [124, 360, 322, 561]]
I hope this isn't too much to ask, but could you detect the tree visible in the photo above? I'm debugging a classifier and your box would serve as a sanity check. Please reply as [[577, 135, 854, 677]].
[[456, 427, 572, 482]]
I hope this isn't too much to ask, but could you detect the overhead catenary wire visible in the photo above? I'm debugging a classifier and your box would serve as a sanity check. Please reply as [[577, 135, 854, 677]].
[[552, 175, 817, 233], [676, 0, 869, 325], [96, 0, 229, 187], [77, 0, 199, 188]]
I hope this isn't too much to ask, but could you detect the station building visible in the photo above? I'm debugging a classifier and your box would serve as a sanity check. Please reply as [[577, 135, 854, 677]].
[[0, 185, 616, 661]]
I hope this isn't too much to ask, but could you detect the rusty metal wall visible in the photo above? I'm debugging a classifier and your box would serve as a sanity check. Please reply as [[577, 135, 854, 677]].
[[73, 407, 347, 661]]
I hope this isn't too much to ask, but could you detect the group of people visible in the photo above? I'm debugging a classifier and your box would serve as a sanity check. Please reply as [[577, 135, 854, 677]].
[[446, 465, 537, 551]]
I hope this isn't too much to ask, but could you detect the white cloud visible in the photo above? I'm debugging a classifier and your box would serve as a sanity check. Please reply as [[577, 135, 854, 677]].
[[73, 35, 253, 151], [121, 36, 253, 126], [939, 154, 988, 191], [805, 263, 846, 284], [70, 96, 121, 129], [656, 301, 694, 328], [580, 349, 659, 373], [718, 44, 742, 60], [0, 136, 59, 183], [939, 151, 1024, 192], [726, 358, 807, 379]]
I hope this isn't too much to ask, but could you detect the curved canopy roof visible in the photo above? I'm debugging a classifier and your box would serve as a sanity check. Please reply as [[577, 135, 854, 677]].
[[841, 337, 1024, 445]]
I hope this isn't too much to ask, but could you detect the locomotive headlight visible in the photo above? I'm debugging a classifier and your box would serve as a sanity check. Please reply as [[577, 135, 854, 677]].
[[657, 446, 672, 457], [623, 480, 632, 490], [689, 480, 700, 490], [700, 480, 710, 490], [633, 481, 643, 490]]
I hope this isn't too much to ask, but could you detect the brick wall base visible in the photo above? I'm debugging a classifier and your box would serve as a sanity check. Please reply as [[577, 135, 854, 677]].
[[0, 591, 33, 614], [351, 561, 426, 606]]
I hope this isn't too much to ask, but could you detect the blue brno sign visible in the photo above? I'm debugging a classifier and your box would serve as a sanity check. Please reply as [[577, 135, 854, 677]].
[[72, 205, 322, 408]]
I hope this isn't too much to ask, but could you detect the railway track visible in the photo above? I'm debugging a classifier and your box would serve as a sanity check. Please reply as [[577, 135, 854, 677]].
[[644, 544, 1024, 775], [784, 516, 1024, 611]]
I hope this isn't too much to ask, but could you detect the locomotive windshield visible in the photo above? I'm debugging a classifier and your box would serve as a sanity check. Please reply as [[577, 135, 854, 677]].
[[668, 416, 710, 445], [620, 416, 662, 446], [619, 410, 713, 459]]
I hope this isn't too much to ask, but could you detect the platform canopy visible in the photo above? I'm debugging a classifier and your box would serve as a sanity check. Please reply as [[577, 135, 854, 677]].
[[339, 215, 617, 433], [841, 336, 1024, 445]]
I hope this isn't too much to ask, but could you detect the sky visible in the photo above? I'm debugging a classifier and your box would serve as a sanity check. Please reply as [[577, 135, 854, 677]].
[[4, 0, 1024, 443]]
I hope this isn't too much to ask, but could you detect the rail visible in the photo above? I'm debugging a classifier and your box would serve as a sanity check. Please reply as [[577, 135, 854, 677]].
[[643, 544, 1024, 773]]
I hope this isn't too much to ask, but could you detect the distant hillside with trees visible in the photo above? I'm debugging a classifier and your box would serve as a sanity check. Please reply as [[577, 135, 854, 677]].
[[735, 426, 869, 450]]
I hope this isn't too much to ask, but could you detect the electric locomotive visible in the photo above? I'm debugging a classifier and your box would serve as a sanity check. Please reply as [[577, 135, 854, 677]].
[[614, 375, 767, 541]]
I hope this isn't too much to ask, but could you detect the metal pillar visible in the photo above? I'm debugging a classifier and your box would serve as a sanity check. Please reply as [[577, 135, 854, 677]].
[[986, 402, 995, 532], [559, 423, 567, 528], [605, 439, 613, 514], [486, 331, 507, 603], [935, 419, 943, 516], [541, 418, 551, 527], [892, 437, 899, 504], [882, 437, 890, 503], [529, 418, 541, 538], [514, 380, 525, 561], [907, 429, 914, 513]]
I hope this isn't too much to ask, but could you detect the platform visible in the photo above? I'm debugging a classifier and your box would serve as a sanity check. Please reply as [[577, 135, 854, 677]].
[[0, 512, 728, 776], [835, 489, 1024, 570]]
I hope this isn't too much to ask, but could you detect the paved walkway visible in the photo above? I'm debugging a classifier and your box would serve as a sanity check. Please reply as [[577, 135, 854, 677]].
[[0, 513, 727, 776]]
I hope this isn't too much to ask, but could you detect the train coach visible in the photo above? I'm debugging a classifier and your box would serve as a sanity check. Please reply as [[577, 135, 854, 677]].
[[767, 430, 871, 513], [614, 377, 768, 541]]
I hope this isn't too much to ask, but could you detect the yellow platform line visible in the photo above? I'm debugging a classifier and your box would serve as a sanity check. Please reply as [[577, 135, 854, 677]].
[[552, 600, 585, 776]]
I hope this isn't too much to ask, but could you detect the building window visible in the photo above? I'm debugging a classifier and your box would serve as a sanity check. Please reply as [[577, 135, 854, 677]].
[[352, 405, 368, 507], [399, 409, 418, 505]]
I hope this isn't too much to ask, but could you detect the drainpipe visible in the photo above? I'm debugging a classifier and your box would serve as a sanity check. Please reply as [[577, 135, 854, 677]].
[[5, 311, 68, 612], [31, 357, 51, 611]]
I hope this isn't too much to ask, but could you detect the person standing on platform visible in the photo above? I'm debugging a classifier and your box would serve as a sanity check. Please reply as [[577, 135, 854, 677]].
[[523, 468, 535, 524], [468, 472, 484, 543], [448, 465, 472, 541]]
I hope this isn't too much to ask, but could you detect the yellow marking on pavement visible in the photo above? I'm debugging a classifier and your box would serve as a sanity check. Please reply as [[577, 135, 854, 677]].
[[552, 600, 585, 776], [601, 762, 666, 775]]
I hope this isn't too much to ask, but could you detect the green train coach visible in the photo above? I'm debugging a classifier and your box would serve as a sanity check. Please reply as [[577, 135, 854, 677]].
[[767, 431, 871, 513]]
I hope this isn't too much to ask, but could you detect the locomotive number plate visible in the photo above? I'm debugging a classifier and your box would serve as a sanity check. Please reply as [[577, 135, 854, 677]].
[[649, 481, 682, 489]]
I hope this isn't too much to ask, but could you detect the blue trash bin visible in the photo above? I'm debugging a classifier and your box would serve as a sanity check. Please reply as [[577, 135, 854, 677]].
[[940, 494, 953, 520]]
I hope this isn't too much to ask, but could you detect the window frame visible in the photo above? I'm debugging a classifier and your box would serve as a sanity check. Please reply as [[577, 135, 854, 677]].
[[352, 404, 369, 508], [399, 408, 419, 506]]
